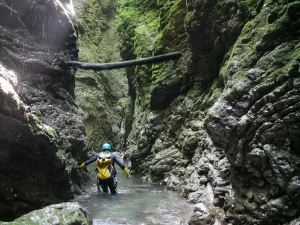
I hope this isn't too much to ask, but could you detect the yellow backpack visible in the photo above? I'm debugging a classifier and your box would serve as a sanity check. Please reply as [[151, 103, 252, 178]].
[[96, 152, 113, 180]]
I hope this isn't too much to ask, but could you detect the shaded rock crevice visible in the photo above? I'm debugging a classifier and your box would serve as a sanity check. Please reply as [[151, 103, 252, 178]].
[[73, 0, 128, 150]]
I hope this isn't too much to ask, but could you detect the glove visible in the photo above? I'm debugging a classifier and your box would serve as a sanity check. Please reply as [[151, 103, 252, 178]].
[[78, 163, 86, 169], [123, 167, 130, 179]]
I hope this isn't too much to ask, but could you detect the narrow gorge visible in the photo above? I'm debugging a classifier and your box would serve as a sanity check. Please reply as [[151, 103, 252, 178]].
[[0, 0, 300, 225]]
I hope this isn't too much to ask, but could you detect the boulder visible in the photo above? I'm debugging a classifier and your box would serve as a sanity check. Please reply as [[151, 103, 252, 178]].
[[1, 203, 91, 225]]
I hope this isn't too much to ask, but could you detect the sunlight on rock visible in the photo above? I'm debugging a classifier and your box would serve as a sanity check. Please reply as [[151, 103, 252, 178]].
[[0, 77, 15, 96], [0, 64, 27, 116], [54, 0, 75, 19], [67, 0, 76, 16], [0, 63, 18, 86], [0, 63, 22, 107]]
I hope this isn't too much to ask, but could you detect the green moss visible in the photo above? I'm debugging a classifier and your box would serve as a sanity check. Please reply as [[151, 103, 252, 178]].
[[160, 9, 186, 48], [117, 0, 160, 57], [292, 42, 300, 55], [152, 33, 164, 54], [150, 1, 187, 87], [75, 0, 121, 63], [132, 11, 160, 57], [159, 0, 187, 51], [151, 63, 168, 85], [237, 0, 264, 12], [117, 0, 162, 106], [220, 1, 300, 87], [263, 44, 300, 83], [117, 6, 141, 33], [117, 0, 188, 87], [191, 79, 223, 111]]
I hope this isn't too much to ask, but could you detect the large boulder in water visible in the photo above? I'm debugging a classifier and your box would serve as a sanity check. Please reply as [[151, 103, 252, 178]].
[[1, 203, 91, 225]]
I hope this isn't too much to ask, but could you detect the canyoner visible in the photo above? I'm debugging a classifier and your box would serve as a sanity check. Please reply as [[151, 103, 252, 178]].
[[78, 143, 130, 195]]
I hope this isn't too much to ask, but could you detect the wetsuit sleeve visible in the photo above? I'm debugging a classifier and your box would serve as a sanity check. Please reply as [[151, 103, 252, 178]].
[[84, 154, 98, 166], [111, 153, 126, 169], [112, 153, 130, 177]]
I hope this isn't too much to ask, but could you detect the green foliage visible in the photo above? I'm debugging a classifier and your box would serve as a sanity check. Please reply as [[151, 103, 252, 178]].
[[117, 6, 141, 34], [132, 11, 160, 57], [151, 63, 167, 85], [117, 0, 160, 57], [117, 0, 161, 106]]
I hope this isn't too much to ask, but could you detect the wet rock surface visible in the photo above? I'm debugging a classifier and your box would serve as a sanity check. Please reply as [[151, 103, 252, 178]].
[[0, 0, 88, 220], [204, 2, 300, 224], [117, 0, 300, 224], [0, 202, 91, 225]]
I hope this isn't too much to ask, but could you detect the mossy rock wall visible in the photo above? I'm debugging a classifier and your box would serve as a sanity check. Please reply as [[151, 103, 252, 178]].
[[118, 0, 300, 224], [74, 0, 128, 151]]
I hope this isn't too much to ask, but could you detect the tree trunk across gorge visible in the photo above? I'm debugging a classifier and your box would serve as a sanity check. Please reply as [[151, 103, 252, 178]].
[[67, 52, 181, 70]]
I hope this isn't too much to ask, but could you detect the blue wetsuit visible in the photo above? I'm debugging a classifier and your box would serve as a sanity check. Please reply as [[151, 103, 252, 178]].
[[84, 152, 127, 194]]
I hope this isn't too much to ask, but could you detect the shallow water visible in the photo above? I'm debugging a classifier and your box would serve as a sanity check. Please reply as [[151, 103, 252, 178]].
[[75, 165, 193, 225]]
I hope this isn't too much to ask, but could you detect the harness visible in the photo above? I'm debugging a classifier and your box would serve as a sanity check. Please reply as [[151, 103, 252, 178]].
[[96, 152, 114, 180]]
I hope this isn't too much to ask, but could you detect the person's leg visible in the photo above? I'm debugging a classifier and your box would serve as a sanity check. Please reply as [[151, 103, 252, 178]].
[[98, 180, 109, 193], [97, 179, 101, 192], [113, 176, 118, 190], [108, 177, 117, 194]]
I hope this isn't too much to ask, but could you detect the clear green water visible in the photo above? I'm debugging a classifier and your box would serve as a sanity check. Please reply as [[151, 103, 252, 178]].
[[75, 165, 192, 225]]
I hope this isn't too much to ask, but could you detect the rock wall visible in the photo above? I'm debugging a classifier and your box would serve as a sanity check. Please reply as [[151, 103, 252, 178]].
[[204, 1, 300, 224], [73, 0, 128, 151], [117, 0, 300, 224], [0, 0, 88, 220]]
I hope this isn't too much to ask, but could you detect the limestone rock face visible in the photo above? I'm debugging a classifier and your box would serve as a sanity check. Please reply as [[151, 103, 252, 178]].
[[1, 202, 91, 225], [0, 0, 88, 220], [117, 0, 300, 224], [204, 2, 300, 224]]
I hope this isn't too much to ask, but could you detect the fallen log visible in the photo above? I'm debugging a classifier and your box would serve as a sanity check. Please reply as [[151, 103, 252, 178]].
[[67, 52, 181, 71]]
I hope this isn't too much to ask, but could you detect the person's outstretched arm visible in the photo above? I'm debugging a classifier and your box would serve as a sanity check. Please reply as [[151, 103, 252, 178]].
[[78, 154, 98, 168], [112, 153, 130, 178]]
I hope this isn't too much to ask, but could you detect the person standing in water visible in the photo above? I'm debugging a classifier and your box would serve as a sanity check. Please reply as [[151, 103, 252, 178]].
[[78, 143, 130, 194]]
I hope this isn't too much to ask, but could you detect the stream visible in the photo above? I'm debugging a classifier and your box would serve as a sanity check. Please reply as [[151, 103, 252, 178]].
[[74, 165, 193, 225]]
